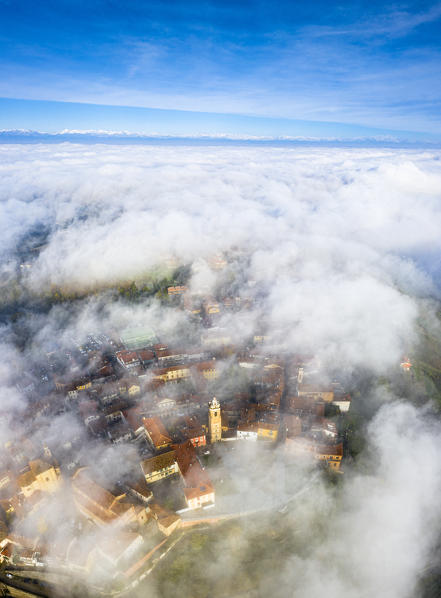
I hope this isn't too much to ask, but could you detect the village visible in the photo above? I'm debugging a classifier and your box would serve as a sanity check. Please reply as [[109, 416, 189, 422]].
[[0, 278, 354, 595]]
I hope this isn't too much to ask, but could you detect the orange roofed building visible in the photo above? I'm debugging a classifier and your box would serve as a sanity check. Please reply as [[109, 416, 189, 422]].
[[167, 286, 187, 296], [175, 441, 215, 510], [143, 417, 172, 450], [72, 468, 137, 527]]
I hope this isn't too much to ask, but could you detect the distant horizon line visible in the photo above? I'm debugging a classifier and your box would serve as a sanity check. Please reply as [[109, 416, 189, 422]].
[[1, 129, 440, 149], [1, 97, 440, 145]]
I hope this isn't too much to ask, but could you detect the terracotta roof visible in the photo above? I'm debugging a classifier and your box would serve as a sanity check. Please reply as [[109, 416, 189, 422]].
[[72, 468, 132, 520], [124, 406, 145, 432], [150, 502, 181, 529], [174, 441, 214, 498], [138, 349, 155, 362], [116, 350, 139, 365], [143, 417, 172, 447]]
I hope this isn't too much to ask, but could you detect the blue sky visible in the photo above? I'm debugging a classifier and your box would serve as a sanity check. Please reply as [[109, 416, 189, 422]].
[[1, 0, 441, 139]]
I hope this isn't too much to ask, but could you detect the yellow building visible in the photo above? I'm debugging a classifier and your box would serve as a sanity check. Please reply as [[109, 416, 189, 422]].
[[257, 422, 278, 441], [127, 383, 141, 396], [76, 380, 92, 391], [208, 397, 222, 443], [195, 361, 218, 380], [140, 451, 178, 484], [18, 460, 61, 497], [205, 301, 220, 314], [315, 443, 343, 470], [153, 365, 190, 383]]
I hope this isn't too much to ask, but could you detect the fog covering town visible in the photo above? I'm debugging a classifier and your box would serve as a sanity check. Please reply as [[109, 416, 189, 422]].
[[1, 143, 441, 597]]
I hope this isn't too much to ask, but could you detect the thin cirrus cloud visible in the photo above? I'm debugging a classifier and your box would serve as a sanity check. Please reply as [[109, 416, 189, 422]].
[[0, 1, 441, 135]]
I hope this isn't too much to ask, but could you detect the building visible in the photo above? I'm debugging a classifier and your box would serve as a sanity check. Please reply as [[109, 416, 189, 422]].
[[257, 421, 278, 441], [152, 365, 191, 383], [208, 397, 222, 443], [332, 394, 352, 413], [297, 384, 334, 403], [315, 443, 343, 470], [140, 451, 179, 484], [180, 416, 206, 447], [194, 361, 218, 380], [175, 442, 215, 510], [237, 423, 258, 441], [167, 286, 187, 296], [119, 327, 157, 350], [149, 503, 181, 536], [204, 300, 220, 314], [285, 439, 343, 471], [71, 468, 136, 527], [400, 356, 412, 371], [116, 350, 140, 370], [18, 460, 61, 498], [143, 417, 172, 450], [138, 349, 156, 367]]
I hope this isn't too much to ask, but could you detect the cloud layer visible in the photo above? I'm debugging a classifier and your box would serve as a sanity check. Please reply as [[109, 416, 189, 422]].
[[1, 143, 441, 596]]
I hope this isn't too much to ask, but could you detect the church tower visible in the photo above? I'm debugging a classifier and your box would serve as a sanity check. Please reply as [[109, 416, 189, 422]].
[[208, 397, 222, 443]]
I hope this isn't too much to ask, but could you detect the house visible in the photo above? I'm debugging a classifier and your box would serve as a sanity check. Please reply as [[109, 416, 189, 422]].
[[167, 286, 187, 296], [287, 396, 325, 417], [149, 503, 181, 536], [0, 535, 44, 566], [71, 468, 136, 527], [157, 397, 177, 415], [204, 300, 220, 315], [124, 406, 146, 436], [107, 421, 133, 444], [400, 357, 412, 371], [175, 441, 215, 510], [138, 349, 156, 367], [333, 394, 352, 413], [237, 423, 258, 441], [179, 416, 206, 447], [285, 438, 343, 470], [123, 477, 153, 504], [79, 400, 100, 425], [143, 417, 172, 450], [315, 443, 343, 470], [18, 460, 61, 497], [116, 350, 140, 370], [98, 382, 119, 405], [152, 365, 191, 383], [193, 361, 218, 380], [297, 384, 334, 403], [140, 451, 179, 484], [257, 421, 278, 441]]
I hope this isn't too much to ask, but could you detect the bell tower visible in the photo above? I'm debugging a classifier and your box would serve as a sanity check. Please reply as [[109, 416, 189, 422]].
[[208, 397, 222, 443]]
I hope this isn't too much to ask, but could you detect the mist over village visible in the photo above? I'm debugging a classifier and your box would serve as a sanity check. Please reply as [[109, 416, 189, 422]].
[[2, 2, 441, 598]]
